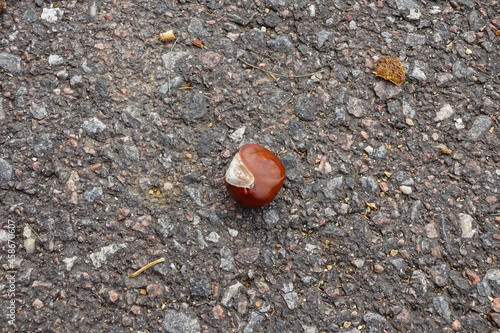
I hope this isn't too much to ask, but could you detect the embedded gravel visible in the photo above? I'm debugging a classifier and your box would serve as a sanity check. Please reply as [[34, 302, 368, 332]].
[[1, 0, 500, 332]]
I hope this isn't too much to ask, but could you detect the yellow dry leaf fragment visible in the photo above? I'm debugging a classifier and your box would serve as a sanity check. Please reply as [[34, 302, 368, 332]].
[[366, 202, 378, 210], [326, 265, 333, 271], [160, 30, 176, 42], [384, 171, 392, 178], [343, 322, 352, 329], [390, 250, 398, 257], [440, 148, 452, 154], [373, 57, 405, 85]]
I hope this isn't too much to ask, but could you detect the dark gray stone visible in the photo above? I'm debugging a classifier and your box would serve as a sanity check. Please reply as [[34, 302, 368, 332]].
[[390, 259, 407, 276], [70, 75, 83, 88], [81, 118, 107, 141], [429, 264, 450, 287], [467, 115, 492, 141], [316, 30, 332, 48], [452, 61, 477, 79], [188, 18, 209, 37], [363, 312, 386, 324], [263, 209, 279, 226], [282, 290, 298, 309], [264, 12, 281, 28], [190, 276, 208, 297], [433, 295, 451, 323], [410, 270, 427, 296], [162, 52, 190, 72], [411, 60, 427, 81], [405, 33, 426, 47], [23, 9, 38, 23], [84, 186, 103, 203], [266, 0, 287, 10], [162, 311, 200, 333], [243, 312, 265, 333], [294, 95, 315, 121], [0, 158, 12, 185], [0, 98, 4, 122], [30, 103, 48, 120], [267, 36, 293, 53], [322, 176, 343, 199], [122, 145, 139, 161], [347, 96, 365, 118], [182, 93, 206, 125], [94, 77, 110, 100], [476, 281, 491, 297], [469, 10, 485, 31], [360, 176, 378, 194], [196, 129, 213, 156], [220, 246, 235, 271], [450, 270, 470, 291], [155, 215, 174, 242], [289, 121, 305, 141], [395, 0, 419, 11], [0, 53, 21, 74]]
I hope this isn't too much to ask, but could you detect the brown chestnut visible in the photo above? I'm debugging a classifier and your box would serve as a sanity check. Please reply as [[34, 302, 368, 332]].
[[224, 143, 286, 209]]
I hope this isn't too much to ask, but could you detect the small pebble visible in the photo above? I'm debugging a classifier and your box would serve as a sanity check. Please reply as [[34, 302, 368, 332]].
[[451, 319, 461, 330], [108, 290, 119, 302], [400, 185, 412, 195], [492, 297, 500, 312], [374, 264, 384, 273], [25, 238, 36, 254], [32, 299, 44, 308]]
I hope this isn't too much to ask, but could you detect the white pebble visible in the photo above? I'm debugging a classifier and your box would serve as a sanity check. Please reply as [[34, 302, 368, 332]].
[[458, 213, 476, 238], [25, 238, 36, 254], [400, 185, 412, 195], [228, 228, 238, 237], [206, 231, 220, 243]]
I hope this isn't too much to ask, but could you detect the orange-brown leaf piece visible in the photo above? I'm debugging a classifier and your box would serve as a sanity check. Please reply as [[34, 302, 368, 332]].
[[374, 56, 405, 85], [193, 38, 204, 48], [0, 1, 4, 14]]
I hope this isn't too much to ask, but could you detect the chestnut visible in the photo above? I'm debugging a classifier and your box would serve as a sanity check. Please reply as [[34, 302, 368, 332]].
[[224, 143, 286, 209]]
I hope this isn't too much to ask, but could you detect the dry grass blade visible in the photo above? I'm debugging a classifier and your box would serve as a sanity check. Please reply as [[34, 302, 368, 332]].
[[238, 59, 324, 79], [128, 258, 165, 278]]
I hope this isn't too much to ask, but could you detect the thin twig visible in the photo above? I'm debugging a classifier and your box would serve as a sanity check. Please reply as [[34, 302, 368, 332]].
[[128, 258, 165, 278], [238, 59, 324, 78]]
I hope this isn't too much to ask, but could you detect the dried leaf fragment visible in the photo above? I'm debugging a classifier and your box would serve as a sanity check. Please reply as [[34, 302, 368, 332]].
[[193, 38, 204, 48], [441, 148, 452, 154], [374, 56, 405, 85], [0, 1, 4, 14], [366, 202, 378, 210], [160, 30, 176, 42]]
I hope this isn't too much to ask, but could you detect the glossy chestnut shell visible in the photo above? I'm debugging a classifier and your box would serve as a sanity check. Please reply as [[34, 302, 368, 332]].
[[224, 144, 286, 209]]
